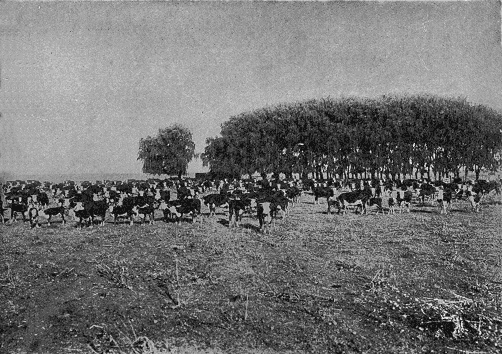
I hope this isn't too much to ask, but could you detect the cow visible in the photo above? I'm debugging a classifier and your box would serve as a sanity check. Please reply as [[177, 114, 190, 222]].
[[72, 202, 93, 228], [228, 197, 250, 227], [41, 205, 66, 225], [285, 186, 302, 205], [10, 200, 28, 223], [177, 185, 192, 200], [165, 198, 201, 223], [466, 190, 482, 212], [0, 199, 4, 224], [257, 201, 273, 233], [335, 190, 371, 214], [419, 183, 437, 204], [87, 200, 109, 226], [367, 197, 384, 214], [203, 194, 229, 217], [108, 203, 135, 226], [36, 191, 50, 208], [132, 204, 155, 225], [28, 203, 41, 229], [473, 180, 501, 197], [313, 186, 334, 205], [397, 189, 413, 213]]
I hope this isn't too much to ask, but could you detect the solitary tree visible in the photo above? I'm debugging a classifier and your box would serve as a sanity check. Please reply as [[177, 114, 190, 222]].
[[138, 124, 196, 178]]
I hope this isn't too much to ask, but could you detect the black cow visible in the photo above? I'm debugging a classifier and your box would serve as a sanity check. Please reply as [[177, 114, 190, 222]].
[[257, 201, 272, 232], [335, 190, 371, 214], [165, 198, 201, 223], [419, 183, 437, 204], [10, 201, 28, 222], [42, 205, 66, 226], [228, 198, 250, 227], [0, 199, 4, 224], [313, 186, 334, 204], [203, 194, 229, 216], [37, 192, 50, 208], [87, 200, 109, 226], [367, 197, 384, 214], [473, 180, 501, 196], [286, 187, 302, 205], [177, 185, 192, 200], [437, 188, 453, 214]]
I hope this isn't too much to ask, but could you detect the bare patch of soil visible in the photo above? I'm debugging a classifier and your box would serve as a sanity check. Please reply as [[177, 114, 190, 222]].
[[1, 195, 501, 353]]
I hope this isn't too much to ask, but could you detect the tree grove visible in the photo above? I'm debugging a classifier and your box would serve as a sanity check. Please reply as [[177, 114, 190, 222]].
[[202, 94, 502, 181]]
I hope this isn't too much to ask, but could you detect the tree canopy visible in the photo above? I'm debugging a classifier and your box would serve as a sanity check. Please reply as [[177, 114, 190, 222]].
[[138, 124, 196, 178], [202, 94, 502, 180]]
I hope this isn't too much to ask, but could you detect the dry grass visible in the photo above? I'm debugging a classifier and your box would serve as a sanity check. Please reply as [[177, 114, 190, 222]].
[[1, 193, 501, 353]]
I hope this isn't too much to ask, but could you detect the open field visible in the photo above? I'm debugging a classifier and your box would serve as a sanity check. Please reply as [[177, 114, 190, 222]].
[[1, 194, 502, 354]]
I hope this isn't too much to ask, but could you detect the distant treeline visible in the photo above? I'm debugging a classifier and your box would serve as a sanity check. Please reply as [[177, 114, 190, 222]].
[[202, 94, 502, 181]]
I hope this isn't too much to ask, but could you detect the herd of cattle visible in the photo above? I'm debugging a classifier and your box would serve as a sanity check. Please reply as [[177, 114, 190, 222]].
[[0, 176, 500, 231]]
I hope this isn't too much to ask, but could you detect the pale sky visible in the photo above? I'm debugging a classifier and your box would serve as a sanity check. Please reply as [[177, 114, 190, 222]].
[[1, 1, 501, 176]]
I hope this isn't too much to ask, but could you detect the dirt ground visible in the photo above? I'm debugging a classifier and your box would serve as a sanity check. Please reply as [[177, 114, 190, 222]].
[[1, 193, 502, 354]]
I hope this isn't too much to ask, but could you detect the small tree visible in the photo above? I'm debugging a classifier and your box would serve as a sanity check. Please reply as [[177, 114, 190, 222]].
[[138, 124, 196, 179]]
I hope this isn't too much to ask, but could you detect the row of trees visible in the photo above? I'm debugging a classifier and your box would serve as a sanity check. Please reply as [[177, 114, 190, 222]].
[[138, 94, 502, 181]]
